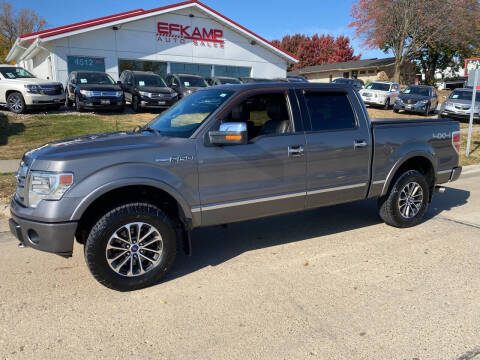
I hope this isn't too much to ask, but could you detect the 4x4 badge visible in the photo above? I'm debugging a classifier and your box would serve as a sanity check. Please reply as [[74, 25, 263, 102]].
[[156, 155, 194, 163]]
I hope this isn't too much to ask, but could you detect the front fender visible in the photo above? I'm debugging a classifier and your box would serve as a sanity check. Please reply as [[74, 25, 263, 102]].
[[67, 163, 197, 223]]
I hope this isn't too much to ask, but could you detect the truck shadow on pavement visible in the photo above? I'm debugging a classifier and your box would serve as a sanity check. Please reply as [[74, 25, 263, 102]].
[[165, 186, 469, 284]]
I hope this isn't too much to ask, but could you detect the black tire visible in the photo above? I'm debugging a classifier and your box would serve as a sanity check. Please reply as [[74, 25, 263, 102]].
[[378, 170, 430, 228], [75, 95, 84, 112], [384, 98, 390, 110], [132, 96, 141, 112], [84, 202, 177, 291], [7, 92, 26, 114], [116, 104, 125, 113], [424, 104, 430, 117], [393, 108, 399, 113]]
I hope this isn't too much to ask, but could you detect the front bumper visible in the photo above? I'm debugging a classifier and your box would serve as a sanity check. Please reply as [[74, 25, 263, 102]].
[[361, 96, 386, 106], [394, 102, 429, 113], [440, 109, 479, 121], [79, 97, 124, 110], [140, 98, 177, 109], [24, 93, 65, 106], [9, 213, 77, 257]]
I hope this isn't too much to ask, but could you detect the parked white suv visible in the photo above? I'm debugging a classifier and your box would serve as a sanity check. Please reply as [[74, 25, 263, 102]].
[[0, 65, 65, 114], [359, 81, 400, 109]]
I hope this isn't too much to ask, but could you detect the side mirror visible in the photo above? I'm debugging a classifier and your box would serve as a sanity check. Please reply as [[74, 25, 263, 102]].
[[442, 95, 447, 99], [209, 122, 248, 145], [117, 81, 122, 85]]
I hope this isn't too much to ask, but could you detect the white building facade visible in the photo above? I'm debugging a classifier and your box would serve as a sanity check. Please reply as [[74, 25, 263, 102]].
[[6, 1, 297, 83]]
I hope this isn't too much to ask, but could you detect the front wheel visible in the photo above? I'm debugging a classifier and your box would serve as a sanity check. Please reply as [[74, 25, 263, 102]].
[[132, 96, 141, 112], [384, 98, 390, 110], [378, 170, 429, 228], [393, 108, 399, 113], [84, 203, 177, 291], [75, 95, 84, 112], [7, 92, 26, 114]]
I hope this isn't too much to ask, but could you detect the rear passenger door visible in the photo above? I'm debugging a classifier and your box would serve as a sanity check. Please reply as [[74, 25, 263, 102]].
[[297, 88, 372, 209]]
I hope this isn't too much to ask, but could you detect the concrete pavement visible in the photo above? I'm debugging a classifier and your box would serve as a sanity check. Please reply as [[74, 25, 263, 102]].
[[0, 159, 20, 174], [0, 174, 479, 359]]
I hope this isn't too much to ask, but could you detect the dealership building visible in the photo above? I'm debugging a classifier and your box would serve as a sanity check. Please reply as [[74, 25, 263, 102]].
[[6, 0, 297, 83]]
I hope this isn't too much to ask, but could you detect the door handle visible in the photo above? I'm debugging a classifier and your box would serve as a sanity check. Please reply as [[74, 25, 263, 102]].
[[288, 145, 304, 157], [354, 140, 368, 149]]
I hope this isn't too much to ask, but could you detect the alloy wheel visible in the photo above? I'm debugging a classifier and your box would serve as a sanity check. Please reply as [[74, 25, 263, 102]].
[[8, 94, 23, 112], [398, 181, 424, 219], [105, 222, 164, 277]]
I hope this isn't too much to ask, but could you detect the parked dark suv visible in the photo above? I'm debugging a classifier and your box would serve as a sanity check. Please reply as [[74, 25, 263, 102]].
[[205, 76, 242, 86], [165, 73, 208, 99], [332, 78, 364, 91], [65, 71, 124, 112], [394, 85, 439, 116], [119, 70, 178, 112]]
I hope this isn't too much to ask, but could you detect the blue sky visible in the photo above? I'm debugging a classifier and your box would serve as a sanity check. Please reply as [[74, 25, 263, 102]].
[[15, 0, 390, 59]]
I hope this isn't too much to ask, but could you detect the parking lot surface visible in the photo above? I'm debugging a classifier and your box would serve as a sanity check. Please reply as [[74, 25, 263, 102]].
[[0, 173, 479, 360]]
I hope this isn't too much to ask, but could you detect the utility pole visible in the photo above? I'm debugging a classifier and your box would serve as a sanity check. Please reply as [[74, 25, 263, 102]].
[[466, 69, 479, 157]]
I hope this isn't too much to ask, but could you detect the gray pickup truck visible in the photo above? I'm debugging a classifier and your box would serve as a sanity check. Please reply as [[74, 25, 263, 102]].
[[9, 83, 462, 291]]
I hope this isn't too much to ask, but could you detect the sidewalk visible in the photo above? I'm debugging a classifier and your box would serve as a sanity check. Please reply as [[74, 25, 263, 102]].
[[0, 159, 20, 173]]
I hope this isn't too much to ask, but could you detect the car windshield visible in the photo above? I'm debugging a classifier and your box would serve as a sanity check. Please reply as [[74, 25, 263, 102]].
[[135, 74, 167, 88], [449, 90, 480, 102], [0, 67, 35, 79], [77, 72, 115, 85], [147, 89, 235, 138], [179, 76, 208, 88], [218, 77, 241, 85], [366, 82, 390, 91], [403, 86, 430, 96]]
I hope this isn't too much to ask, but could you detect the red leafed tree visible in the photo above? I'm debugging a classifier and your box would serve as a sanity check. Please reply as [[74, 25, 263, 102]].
[[349, 0, 479, 82], [272, 33, 360, 70]]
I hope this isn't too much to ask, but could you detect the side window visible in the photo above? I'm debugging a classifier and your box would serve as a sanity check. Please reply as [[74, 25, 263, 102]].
[[225, 92, 292, 140], [119, 72, 126, 83], [172, 77, 180, 86], [304, 92, 356, 132]]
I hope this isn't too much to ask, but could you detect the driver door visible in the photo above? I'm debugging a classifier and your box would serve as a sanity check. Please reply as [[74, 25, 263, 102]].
[[196, 89, 307, 226]]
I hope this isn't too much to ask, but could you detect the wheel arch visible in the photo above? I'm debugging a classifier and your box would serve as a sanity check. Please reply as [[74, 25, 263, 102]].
[[381, 152, 436, 199]]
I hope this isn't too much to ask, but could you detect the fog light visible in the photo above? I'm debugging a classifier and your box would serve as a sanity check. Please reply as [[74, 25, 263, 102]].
[[27, 229, 39, 244]]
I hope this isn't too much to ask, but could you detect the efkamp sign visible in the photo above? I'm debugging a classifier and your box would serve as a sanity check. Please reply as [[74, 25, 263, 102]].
[[157, 22, 225, 48]]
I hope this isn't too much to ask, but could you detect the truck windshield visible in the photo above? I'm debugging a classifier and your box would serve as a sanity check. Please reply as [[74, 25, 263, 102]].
[[77, 72, 115, 84], [147, 89, 234, 138], [135, 74, 167, 88], [449, 90, 480, 102], [366, 83, 390, 91], [0, 67, 35, 79], [179, 76, 208, 88], [403, 86, 430, 96]]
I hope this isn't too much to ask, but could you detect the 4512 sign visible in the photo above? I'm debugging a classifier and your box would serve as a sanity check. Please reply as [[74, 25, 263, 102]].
[[157, 22, 225, 48]]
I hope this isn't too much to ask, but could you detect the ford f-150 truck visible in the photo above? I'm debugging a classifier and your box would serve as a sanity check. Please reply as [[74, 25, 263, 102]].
[[9, 83, 462, 291]]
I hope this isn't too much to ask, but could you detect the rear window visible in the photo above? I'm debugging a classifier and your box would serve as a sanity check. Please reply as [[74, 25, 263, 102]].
[[366, 82, 390, 91], [304, 92, 356, 131]]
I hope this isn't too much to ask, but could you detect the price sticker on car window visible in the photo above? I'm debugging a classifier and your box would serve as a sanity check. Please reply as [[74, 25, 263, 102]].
[[452, 94, 459, 99], [138, 81, 145, 86], [184, 81, 190, 87], [6, 72, 15, 78], [404, 89, 411, 94], [80, 78, 87, 83]]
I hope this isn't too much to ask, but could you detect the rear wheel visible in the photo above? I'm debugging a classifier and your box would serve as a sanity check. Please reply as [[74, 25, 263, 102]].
[[84, 202, 177, 291], [7, 92, 26, 114], [378, 170, 429, 228]]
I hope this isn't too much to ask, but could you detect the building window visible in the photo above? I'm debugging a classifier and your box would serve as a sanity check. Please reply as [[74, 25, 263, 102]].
[[214, 65, 251, 78], [329, 74, 333, 82], [351, 70, 358, 79], [343, 72, 350, 78], [360, 70, 366, 75], [118, 59, 167, 77], [170, 62, 212, 77], [368, 69, 375, 74], [67, 56, 105, 73]]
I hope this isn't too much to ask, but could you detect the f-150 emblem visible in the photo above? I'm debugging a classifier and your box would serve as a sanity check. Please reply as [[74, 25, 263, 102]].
[[156, 155, 194, 164]]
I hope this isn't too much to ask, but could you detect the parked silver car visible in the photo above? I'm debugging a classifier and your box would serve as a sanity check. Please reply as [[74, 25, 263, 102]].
[[439, 88, 479, 122], [359, 81, 400, 109]]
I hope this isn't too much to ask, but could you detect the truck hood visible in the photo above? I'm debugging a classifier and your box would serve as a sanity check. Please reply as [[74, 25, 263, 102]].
[[23, 131, 185, 167], [9, 78, 62, 86], [398, 93, 431, 102]]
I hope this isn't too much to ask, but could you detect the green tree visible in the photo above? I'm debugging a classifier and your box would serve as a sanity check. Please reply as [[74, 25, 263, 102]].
[[0, 1, 46, 63]]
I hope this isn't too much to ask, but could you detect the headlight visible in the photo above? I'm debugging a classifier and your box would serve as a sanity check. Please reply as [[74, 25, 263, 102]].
[[115, 91, 123, 97], [24, 84, 41, 94], [395, 98, 403, 104], [184, 89, 193, 96], [418, 100, 428, 105], [28, 172, 74, 208], [139, 91, 152, 98], [79, 90, 95, 97]]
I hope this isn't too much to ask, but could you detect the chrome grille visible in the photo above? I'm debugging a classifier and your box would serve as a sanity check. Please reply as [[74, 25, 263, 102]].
[[39, 85, 63, 95], [406, 99, 417, 104], [89, 91, 120, 97], [455, 105, 470, 110], [363, 92, 372, 97], [15, 162, 29, 205], [150, 93, 170, 99]]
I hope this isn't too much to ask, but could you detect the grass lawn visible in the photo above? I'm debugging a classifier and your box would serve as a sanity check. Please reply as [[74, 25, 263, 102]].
[[0, 173, 15, 204], [0, 111, 153, 160]]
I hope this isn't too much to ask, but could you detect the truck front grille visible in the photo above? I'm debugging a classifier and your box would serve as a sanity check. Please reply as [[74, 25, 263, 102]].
[[39, 85, 63, 95]]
